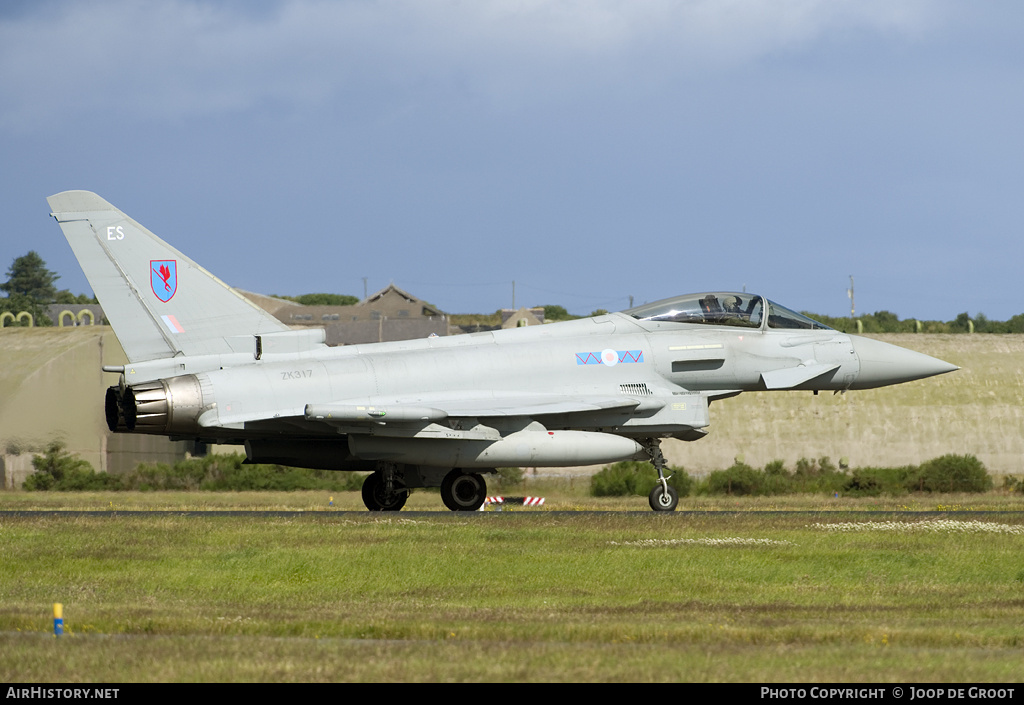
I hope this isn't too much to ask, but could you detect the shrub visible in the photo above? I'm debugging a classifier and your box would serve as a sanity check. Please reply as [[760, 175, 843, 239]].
[[27, 450, 368, 492], [704, 462, 764, 496], [494, 467, 525, 486], [790, 456, 848, 494], [124, 458, 209, 490], [842, 466, 914, 497], [23, 441, 121, 491], [912, 454, 992, 493], [142, 454, 367, 491], [1002, 476, 1024, 494], [591, 461, 691, 497]]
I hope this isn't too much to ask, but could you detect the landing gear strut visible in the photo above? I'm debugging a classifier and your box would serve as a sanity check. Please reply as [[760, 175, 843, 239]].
[[643, 439, 678, 512], [361, 465, 408, 511], [440, 469, 487, 511]]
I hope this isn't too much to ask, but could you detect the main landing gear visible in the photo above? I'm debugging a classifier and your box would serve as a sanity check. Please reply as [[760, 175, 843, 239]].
[[361, 469, 408, 511], [360, 464, 489, 512], [440, 470, 487, 511], [644, 439, 678, 512]]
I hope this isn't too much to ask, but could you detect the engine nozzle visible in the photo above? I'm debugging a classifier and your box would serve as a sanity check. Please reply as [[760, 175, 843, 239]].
[[104, 375, 205, 435]]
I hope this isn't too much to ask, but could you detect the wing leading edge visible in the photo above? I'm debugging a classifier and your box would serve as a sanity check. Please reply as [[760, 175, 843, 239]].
[[200, 388, 713, 445]]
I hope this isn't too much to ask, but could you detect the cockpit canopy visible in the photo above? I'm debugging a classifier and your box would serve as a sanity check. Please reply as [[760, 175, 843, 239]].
[[624, 292, 832, 331]]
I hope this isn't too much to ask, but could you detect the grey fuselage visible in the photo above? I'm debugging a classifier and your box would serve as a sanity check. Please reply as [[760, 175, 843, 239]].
[[126, 312, 849, 441]]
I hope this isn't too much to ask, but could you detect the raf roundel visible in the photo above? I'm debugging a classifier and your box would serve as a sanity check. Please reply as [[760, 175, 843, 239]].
[[601, 349, 619, 367]]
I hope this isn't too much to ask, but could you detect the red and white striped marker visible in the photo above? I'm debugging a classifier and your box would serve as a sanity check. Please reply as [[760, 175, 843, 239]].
[[481, 496, 545, 510]]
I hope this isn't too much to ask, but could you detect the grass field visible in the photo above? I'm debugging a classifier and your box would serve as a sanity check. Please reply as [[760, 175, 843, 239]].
[[2, 488, 1023, 682]]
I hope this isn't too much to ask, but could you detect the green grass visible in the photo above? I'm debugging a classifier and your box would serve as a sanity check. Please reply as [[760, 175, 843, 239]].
[[4, 482, 1024, 511], [1, 493, 1023, 681]]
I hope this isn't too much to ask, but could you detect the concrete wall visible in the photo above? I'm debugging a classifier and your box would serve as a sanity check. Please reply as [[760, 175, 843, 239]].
[[0, 327, 186, 487], [0, 327, 116, 471], [0, 454, 35, 490]]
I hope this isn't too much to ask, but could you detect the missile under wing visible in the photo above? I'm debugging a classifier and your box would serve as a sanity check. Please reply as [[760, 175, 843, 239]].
[[48, 191, 958, 511]]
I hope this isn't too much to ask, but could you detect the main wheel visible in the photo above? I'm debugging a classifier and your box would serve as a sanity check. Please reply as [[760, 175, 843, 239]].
[[440, 470, 487, 511], [361, 472, 408, 511], [649, 483, 678, 512]]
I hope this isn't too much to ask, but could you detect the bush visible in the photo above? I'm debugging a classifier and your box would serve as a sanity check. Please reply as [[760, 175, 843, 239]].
[[704, 462, 766, 496], [23, 441, 121, 491], [591, 461, 649, 497], [697, 458, 842, 496], [494, 467, 525, 486], [26, 450, 368, 492], [1002, 476, 1024, 494], [123, 454, 367, 491], [842, 466, 914, 497], [790, 456, 848, 494], [912, 454, 992, 493], [591, 461, 691, 498]]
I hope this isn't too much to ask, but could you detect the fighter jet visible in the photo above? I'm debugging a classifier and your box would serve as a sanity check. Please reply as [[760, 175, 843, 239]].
[[49, 190, 958, 512]]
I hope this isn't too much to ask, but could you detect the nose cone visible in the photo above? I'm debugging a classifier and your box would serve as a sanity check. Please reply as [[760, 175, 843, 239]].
[[850, 336, 959, 389]]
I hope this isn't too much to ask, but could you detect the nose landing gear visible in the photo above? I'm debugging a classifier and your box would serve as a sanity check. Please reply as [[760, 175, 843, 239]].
[[643, 439, 678, 512]]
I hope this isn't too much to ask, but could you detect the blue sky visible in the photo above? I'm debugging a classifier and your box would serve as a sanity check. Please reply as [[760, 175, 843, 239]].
[[3, 1, 1022, 319]]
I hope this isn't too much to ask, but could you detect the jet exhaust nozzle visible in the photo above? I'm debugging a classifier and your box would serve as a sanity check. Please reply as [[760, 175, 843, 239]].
[[106, 375, 206, 435], [104, 386, 128, 432]]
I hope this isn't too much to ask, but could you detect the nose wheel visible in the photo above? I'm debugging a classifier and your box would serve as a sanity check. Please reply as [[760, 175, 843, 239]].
[[643, 439, 677, 512], [649, 483, 679, 511]]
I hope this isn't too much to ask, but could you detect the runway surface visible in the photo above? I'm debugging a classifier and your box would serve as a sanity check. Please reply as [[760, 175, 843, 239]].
[[2, 510, 1022, 518]]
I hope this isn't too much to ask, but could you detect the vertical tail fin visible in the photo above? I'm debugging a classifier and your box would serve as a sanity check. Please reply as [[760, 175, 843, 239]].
[[48, 190, 291, 362]]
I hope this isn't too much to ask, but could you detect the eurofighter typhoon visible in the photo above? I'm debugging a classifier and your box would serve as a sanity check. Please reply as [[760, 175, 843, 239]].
[[49, 191, 958, 511]]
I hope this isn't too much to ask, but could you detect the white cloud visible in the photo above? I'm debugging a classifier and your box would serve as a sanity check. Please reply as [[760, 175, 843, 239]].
[[0, 0, 948, 129]]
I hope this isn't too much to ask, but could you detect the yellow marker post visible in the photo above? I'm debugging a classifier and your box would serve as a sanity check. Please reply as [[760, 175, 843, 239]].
[[53, 603, 63, 637]]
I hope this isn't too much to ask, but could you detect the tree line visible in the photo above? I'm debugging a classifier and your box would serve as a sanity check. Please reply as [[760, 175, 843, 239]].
[[801, 310, 1024, 334], [3, 250, 1023, 333]]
